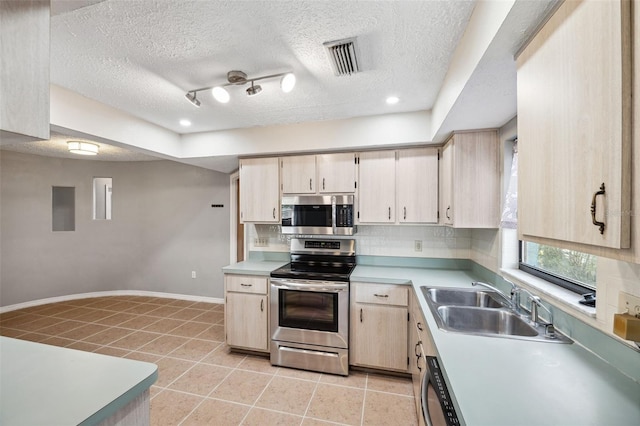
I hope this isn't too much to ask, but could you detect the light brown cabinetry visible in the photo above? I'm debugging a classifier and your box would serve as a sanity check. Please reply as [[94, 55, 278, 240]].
[[350, 283, 409, 372], [224, 274, 269, 352], [239, 157, 280, 223], [358, 148, 438, 224], [517, 0, 637, 260], [0, 1, 50, 143], [397, 147, 439, 224], [281, 152, 356, 194], [409, 289, 428, 426], [438, 130, 500, 228]]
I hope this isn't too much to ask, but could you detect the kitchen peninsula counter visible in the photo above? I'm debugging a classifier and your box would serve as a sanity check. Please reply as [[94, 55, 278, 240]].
[[0, 336, 157, 425]]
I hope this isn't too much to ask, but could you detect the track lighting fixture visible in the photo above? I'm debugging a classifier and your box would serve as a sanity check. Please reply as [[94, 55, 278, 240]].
[[185, 70, 295, 105]]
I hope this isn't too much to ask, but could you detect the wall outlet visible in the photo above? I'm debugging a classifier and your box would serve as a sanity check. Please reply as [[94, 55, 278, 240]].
[[191, 271, 196, 279], [619, 291, 640, 316], [414, 240, 422, 252], [254, 237, 269, 247]]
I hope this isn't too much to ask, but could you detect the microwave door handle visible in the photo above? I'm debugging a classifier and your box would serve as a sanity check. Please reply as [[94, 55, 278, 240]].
[[331, 195, 337, 235]]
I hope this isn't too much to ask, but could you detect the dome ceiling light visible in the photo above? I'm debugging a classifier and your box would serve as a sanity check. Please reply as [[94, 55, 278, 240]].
[[185, 70, 295, 105], [67, 141, 99, 155]]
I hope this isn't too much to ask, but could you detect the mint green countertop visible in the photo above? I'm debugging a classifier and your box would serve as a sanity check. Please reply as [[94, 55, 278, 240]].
[[222, 260, 288, 276], [0, 337, 158, 425], [354, 265, 640, 426]]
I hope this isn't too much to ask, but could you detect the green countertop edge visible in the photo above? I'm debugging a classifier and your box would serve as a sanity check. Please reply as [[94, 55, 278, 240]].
[[78, 369, 158, 426]]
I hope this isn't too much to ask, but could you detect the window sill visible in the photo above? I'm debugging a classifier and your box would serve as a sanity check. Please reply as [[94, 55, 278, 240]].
[[500, 268, 596, 319]]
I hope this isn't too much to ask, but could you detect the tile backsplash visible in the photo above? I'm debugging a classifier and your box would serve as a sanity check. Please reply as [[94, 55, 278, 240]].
[[247, 224, 472, 258]]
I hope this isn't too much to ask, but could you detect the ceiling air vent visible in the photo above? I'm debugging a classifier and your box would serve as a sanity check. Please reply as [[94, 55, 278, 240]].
[[324, 37, 360, 76]]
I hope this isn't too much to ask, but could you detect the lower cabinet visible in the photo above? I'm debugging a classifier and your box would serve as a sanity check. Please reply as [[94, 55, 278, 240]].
[[350, 283, 409, 372], [224, 274, 269, 352], [409, 289, 428, 426]]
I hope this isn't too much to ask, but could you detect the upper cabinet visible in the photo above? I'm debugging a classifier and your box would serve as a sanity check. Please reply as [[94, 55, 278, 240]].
[[239, 157, 280, 223], [358, 148, 438, 224], [281, 153, 356, 194], [439, 131, 500, 228], [517, 0, 636, 258], [358, 150, 397, 223], [0, 1, 50, 143], [397, 148, 439, 224], [281, 155, 316, 194], [317, 153, 357, 193]]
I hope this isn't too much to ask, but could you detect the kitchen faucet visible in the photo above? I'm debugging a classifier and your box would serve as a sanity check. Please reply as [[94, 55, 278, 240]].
[[529, 295, 557, 338], [471, 280, 519, 309]]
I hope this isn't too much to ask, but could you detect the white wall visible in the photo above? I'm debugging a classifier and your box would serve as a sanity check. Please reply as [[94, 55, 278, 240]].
[[0, 151, 230, 306]]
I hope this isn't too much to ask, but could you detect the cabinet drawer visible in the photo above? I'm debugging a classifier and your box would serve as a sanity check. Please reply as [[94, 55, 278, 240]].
[[354, 284, 408, 306], [225, 275, 268, 294]]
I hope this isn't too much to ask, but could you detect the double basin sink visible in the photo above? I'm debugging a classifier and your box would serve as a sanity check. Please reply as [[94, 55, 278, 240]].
[[422, 286, 572, 343]]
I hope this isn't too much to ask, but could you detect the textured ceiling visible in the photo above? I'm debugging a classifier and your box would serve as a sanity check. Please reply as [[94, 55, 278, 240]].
[[49, 0, 475, 134], [1, 132, 160, 161]]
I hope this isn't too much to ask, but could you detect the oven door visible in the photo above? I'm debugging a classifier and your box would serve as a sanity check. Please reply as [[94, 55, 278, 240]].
[[270, 278, 349, 349]]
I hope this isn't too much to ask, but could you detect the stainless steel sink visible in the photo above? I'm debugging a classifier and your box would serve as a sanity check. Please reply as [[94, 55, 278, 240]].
[[422, 287, 507, 308], [421, 286, 572, 344], [436, 306, 538, 336]]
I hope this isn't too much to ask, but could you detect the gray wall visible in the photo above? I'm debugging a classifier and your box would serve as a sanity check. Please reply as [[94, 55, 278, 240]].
[[0, 151, 230, 306]]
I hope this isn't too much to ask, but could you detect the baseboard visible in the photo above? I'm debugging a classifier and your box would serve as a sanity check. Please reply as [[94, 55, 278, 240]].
[[0, 290, 225, 314]]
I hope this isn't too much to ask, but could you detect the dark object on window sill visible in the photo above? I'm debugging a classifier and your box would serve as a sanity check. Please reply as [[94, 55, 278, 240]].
[[579, 293, 596, 307]]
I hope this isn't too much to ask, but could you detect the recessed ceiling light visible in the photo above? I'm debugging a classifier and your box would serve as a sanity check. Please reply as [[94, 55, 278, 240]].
[[180, 119, 191, 127], [386, 96, 399, 105]]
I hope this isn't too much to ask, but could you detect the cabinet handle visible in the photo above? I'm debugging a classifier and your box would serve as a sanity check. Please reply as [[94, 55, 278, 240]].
[[310, 178, 312, 190], [273, 208, 276, 219], [403, 206, 407, 220], [261, 299, 264, 312], [590, 183, 606, 234], [374, 294, 389, 298], [446, 206, 451, 220], [388, 207, 391, 220], [360, 308, 363, 322], [240, 283, 252, 287], [322, 178, 325, 190], [417, 322, 423, 331]]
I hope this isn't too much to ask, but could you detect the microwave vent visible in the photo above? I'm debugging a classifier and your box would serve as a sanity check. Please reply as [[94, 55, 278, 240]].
[[324, 37, 360, 76]]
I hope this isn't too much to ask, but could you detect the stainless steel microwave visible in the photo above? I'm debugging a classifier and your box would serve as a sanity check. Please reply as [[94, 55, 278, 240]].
[[281, 195, 355, 235]]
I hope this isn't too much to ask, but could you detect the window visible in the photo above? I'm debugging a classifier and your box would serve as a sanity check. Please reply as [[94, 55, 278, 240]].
[[519, 241, 596, 294]]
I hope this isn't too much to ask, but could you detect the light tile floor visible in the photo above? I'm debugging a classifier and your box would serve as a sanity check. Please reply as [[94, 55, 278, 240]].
[[0, 296, 418, 425]]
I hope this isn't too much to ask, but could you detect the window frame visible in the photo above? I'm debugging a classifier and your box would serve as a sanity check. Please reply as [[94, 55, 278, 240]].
[[518, 241, 596, 295]]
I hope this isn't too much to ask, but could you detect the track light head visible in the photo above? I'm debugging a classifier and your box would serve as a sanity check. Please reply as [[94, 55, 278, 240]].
[[185, 91, 201, 107], [246, 81, 262, 97], [212, 86, 230, 103], [280, 73, 296, 93]]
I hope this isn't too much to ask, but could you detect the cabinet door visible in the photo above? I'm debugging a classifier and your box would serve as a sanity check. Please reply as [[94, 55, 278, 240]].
[[439, 142, 453, 225], [281, 155, 316, 194], [226, 292, 268, 351], [351, 303, 408, 371], [317, 152, 356, 193], [517, 0, 631, 249], [397, 148, 438, 223], [358, 150, 396, 223], [239, 157, 280, 223], [451, 131, 500, 228]]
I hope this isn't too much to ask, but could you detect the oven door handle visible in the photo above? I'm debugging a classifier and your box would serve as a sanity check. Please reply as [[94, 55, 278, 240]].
[[271, 279, 348, 293]]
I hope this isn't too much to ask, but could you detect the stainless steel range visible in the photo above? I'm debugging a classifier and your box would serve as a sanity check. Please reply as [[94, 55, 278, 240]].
[[270, 238, 355, 376]]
